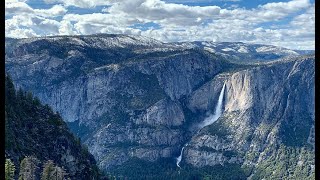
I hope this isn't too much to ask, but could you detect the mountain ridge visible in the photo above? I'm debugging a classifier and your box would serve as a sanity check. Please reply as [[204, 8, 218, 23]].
[[5, 34, 314, 63]]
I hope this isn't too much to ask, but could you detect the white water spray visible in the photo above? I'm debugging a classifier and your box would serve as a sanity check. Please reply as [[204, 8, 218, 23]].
[[176, 82, 226, 168], [198, 82, 226, 129], [176, 146, 185, 168]]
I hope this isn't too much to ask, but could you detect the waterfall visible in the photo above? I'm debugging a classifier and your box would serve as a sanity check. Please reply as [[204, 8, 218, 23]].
[[197, 82, 226, 129], [176, 82, 226, 168], [176, 146, 185, 168]]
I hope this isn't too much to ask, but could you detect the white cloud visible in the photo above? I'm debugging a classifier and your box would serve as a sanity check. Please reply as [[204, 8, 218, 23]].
[[34, 5, 67, 17], [6, 0, 27, 3], [108, 0, 220, 26], [259, 0, 310, 13], [44, 0, 112, 8], [219, 0, 310, 23], [5, 2, 34, 15], [6, 14, 61, 38], [36, 18, 61, 34], [290, 4, 314, 28], [59, 20, 77, 35], [5, 0, 315, 50], [6, 1, 67, 17], [5, 15, 38, 38], [166, 0, 241, 2], [6, 28, 38, 38], [63, 13, 142, 29], [6, 15, 34, 28]]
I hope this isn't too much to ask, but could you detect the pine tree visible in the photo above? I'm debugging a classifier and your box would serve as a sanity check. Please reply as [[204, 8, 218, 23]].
[[5, 110, 11, 148], [26, 92, 34, 103], [5, 159, 15, 180], [54, 166, 68, 180], [5, 74, 16, 104], [41, 160, 55, 180], [19, 156, 40, 180], [41, 160, 68, 180], [33, 96, 41, 106]]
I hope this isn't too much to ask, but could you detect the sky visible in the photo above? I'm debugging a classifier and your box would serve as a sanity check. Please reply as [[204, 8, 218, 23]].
[[5, 0, 315, 50]]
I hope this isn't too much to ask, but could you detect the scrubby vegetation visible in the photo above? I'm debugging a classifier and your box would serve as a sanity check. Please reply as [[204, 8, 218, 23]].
[[252, 145, 314, 180], [106, 158, 249, 180], [5, 75, 102, 179]]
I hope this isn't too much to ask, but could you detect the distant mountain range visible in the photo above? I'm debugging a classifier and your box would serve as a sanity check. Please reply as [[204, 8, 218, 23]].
[[5, 34, 314, 64]]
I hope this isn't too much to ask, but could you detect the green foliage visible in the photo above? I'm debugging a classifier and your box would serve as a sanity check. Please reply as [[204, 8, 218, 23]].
[[41, 160, 68, 180], [33, 96, 41, 106], [222, 150, 238, 158], [41, 160, 55, 180], [206, 119, 230, 138], [278, 114, 313, 147], [48, 114, 64, 126], [252, 145, 314, 180], [5, 159, 15, 180], [5, 75, 16, 102], [80, 144, 90, 157], [5, 109, 14, 149], [5, 74, 101, 179], [198, 146, 218, 152], [128, 72, 166, 110], [107, 158, 247, 180], [96, 107, 130, 126], [19, 156, 40, 180], [26, 92, 34, 103]]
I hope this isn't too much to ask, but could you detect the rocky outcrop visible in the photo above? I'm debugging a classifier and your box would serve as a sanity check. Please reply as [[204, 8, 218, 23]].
[[183, 134, 243, 167], [134, 98, 185, 126]]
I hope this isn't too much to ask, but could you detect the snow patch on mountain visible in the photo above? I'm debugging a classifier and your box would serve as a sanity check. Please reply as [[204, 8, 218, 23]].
[[222, 47, 236, 52], [237, 46, 249, 53]]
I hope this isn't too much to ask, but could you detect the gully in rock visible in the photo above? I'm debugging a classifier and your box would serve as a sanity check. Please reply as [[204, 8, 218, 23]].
[[176, 82, 226, 168]]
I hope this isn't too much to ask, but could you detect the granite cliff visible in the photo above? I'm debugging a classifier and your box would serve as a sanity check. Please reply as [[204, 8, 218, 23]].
[[5, 34, 314, 179]]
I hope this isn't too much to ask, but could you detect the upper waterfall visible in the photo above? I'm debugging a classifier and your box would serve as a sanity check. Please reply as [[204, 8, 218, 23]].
[[198, 82, 226, 129]]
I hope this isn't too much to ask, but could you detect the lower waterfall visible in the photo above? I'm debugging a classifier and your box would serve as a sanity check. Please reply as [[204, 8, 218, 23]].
[[176, 146, 185, 168]]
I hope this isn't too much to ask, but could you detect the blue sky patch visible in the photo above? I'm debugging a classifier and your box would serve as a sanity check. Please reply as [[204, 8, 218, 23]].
[[130, 22, 162, 31]]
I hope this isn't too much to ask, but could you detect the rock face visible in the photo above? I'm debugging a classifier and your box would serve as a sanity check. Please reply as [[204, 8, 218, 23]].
[[5, 35, 314, 179], [183, 56, 315, 179], [136, 99, 185, 127]]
